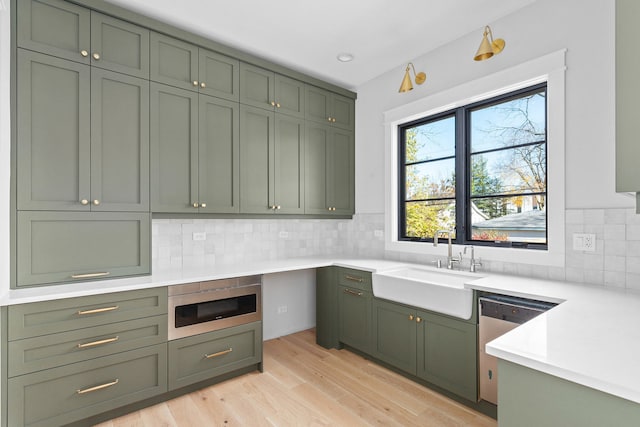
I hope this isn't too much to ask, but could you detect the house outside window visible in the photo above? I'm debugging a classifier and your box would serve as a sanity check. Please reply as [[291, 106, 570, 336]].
[[398, 83, 547, 249]]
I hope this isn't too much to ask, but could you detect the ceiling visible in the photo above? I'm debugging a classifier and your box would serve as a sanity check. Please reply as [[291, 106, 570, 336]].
[[105, 0, 535, 91]]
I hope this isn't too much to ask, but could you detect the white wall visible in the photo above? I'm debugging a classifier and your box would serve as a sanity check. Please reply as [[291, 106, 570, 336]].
[[355, 0, 630, 214], [0, 2, 10, 293], [262, 270, 315, 340]]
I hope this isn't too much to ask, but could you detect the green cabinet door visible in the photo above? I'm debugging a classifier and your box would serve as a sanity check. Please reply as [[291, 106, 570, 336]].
[[338, 285, 373, 353], [372, 298, 417, 375], [305, 85, 355, 130], [305, 123, 329, 214], [17, 0, 91, 64], [150, 83, 199, 213], [90, 12, 150, 78], [150, 32, 199, 91], [17, 50, 91, 211], [16, 211, 150, 287], [275, 74, 305, 118], [240, 105, 273, 213], [316, 267, 339, 349], [91, 68, 150, 212], [331, 93, 356, 130], [198, 95, 240, 213], [417, 311, 478, 402], [199, 48, 240, 101], [273, 114, 304, 213], [239, 62, 275, 110]]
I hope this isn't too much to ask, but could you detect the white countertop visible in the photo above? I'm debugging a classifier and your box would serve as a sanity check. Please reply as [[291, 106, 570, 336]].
[[2, 257, 639, 405]]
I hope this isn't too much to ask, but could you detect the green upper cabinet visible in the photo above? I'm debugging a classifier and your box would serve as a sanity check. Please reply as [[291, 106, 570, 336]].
[[306, 85, 355, 130], [240, 62, 305, 118], [305, 123, 354, 215], [18, 0, 149, 78], [17, 50, 150, 212], [239, 105, 304, 214], [150, 32, 239, 101], [151, 83, 239, 213]]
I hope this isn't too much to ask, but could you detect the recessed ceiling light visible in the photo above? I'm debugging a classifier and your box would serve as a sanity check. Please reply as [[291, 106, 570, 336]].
[[337, 53, 354, 63]]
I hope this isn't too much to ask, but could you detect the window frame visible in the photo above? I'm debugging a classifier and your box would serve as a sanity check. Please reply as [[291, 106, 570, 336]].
[[397, 82, 548, 249]]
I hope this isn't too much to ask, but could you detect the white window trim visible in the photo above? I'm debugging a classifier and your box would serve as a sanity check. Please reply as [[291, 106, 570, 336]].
[[383, 49, 567, 267]]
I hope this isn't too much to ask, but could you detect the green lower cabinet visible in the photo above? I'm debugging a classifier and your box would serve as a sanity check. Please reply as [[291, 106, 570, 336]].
[[372, 298, 417, 375], [315, 267, 339, 349], [417, 310, 477, 402], [338, 285, 373, 354], [168, 321, 262, 391], [8, 343, 167, 427]]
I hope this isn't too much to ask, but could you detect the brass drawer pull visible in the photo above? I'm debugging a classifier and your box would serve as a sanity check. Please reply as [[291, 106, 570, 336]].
[[204, 348, 233, 359], [77, 305, 119, 316], [76, 379, 119, 394], [71, 272, 110, 279], [343, 288, 363, 297], [77, 336, 120, 349], [344, 275, 364, 283]]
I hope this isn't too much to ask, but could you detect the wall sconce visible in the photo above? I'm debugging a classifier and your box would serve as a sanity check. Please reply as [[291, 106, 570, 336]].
[[474, 25, 505, 61], [398, 62, 426, 93]]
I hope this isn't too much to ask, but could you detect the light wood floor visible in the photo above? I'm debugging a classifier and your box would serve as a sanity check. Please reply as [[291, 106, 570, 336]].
[[95, 329, 496, 426]]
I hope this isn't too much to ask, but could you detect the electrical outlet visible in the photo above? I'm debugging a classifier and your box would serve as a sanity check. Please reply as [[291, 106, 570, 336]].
[[277, 305, 288, 314], [192, 232, 206, 241], [278, 231, 289, 238], [374, 230, 384, 238], [573, 233, 596, 252]]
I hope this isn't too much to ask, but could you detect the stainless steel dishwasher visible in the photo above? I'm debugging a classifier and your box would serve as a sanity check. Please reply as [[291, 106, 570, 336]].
[[478, 295, 557, 405]]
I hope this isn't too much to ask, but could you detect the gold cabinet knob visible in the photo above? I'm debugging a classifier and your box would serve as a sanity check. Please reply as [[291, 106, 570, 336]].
[[80, 199, 89, 205], [276, 102, 281, 108], [193, 202, 199, 208], [200, 202, 207, 208], [80, 50, 88, 57], [92, 53, 100, 60], [416, 316, 422, 323], [92, 199, 100, 206], [200, 82, 206, 88], [332, 118, 337, 123], [193, 80, 199, 87], [327, 117, 333, 122], [276, 205, 281, 210], [409, 314, 415, 321], [270, 101, 276, 107]]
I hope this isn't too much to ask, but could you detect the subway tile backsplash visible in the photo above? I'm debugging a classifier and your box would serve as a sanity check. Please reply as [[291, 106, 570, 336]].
[[151, 208, 640, 291]]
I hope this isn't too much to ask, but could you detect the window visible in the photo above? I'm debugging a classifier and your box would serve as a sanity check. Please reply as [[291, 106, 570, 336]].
[[398, 83, 547, 248]]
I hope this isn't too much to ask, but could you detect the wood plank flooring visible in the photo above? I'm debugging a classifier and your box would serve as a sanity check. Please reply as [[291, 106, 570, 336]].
[[95, 329, 496, 426]]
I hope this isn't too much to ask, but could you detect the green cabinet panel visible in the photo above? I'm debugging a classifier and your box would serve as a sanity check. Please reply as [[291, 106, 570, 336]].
[[306, 85, 355, 130], [90, 12, 150, 78], [17, 0, 91, 64], [372, 298, 417, 374], [168, 321, 262, 390], [151, 32, 239, 101], [305, 123, 354, 215], [273, 114, 305, 213], [16, 211, 151, 287], [8, 315, 167, 377], [91, 68, 150, 212], [315, 267, 339, 349], [338, 285, 373, 354], [240, 62, 305, 117], [8, 344, 167, 427], [151, 83, 239, 213], [8, 287, 167, 340], [17, 49, 91, 211], [417, 310, 477, 402], [336, 267, 372, 292]]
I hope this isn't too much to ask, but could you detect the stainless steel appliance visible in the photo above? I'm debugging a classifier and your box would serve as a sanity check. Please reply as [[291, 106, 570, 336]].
[[168, 275, 262, 340], [478, 295, 556, 405]]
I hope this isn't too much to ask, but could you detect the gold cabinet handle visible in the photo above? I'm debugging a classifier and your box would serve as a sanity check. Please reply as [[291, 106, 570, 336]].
[[80, 199, 89, 205], [276, 102, 281, 108], [77, 305, 119, 315], [193, 80, 199, 86], [204, 348, 233, 359], [80, 50, 88, 57], [77, 336, 119, 349], [92, 52, 100, 60], [332, 118, 337, 123], [71, 272, 110, 279], [276, 205, 281, 210], [343, 288, 363, 297], [92, 199, 100, 206], [77, 379, 118, 395], [409, 314, 415, 321], [327, 117, 333, 122], [344, 275, 363, 283], [193, 202, 199, 208], [270, 101, 276, 107], [200, 82, 206, 88], [416, 316, 423, 323], [200, 202, 207, 208]]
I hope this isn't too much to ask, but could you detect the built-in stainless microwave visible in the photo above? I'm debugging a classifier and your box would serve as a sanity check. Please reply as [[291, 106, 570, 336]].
[[168, 276, 262, 340]]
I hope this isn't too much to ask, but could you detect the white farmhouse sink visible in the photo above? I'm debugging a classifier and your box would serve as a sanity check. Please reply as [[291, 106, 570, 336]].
[[371, 266, 482, 320]]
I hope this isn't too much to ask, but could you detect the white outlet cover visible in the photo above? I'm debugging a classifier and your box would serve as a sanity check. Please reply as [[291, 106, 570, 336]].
[[192, 232, 206, 241], [278, 231, 289, 238], [573, 233, 596, 252]]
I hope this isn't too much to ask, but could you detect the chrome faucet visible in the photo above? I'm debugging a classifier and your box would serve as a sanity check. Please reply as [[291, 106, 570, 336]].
[[464, 245, 482, 272], [433, 229, 461, 269]]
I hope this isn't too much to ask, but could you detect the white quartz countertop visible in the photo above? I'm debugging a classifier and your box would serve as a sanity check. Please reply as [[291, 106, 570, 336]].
[[2, 257, 640, 405]]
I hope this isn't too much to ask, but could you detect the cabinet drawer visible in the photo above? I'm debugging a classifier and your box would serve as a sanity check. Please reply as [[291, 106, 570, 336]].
[[168, 321, 262, 390], [8, 287, 168, 340], [8, 315, 167, 377], [16, 211, 151, 287], [8, 344, 167, 427], [337, 267, 372, 292]]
